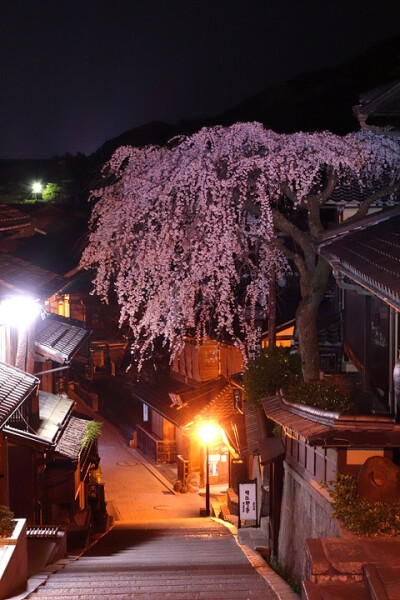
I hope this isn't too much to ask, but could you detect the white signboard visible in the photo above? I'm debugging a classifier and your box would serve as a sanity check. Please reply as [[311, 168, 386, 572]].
[[143, 403, 149, 422], [239, 482, 257, 521]]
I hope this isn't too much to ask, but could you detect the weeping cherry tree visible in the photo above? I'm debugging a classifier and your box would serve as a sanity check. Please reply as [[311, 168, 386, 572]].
[[81, 123, 400, 380]]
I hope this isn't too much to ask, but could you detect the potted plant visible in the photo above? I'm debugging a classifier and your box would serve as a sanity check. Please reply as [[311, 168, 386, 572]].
[[0, 505, 15, 542]]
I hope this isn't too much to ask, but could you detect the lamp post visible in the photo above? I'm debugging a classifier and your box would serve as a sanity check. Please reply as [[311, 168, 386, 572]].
[[198, 422, 218, 517], [0, 295, 41, 372], [32, 181, 42, 200]]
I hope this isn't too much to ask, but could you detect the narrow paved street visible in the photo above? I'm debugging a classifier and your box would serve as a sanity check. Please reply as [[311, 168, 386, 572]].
[[25, 407, 279, 599], [97, 415, 205, 522]]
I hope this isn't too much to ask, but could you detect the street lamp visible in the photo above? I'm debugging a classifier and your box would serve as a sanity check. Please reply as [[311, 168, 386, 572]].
[[32, 181, 42, 199], [198, 422, 219, 517], [0, 296, 41, 330]]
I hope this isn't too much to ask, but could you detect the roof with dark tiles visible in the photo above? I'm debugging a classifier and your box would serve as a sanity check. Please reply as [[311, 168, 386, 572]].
[[0, 204, 31, 231], [55, 415, 89, 460], [318, 210, 400, 310], [0, 361, 38, 428], [35, 314, 91, 363], [262, 395, 400, 447], [3, 391, 77, 452], [36, 390, 74, 442], [244, 403, 265, 454], [354, 78, 400, 134], [133, 376, 229, 428], [0, 253, 67, 300], [0, 206, 88, 275]]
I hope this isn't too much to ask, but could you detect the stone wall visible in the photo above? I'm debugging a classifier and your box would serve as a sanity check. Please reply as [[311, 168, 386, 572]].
[[277, 462, 341, 583], [0, 519, 28, 600]]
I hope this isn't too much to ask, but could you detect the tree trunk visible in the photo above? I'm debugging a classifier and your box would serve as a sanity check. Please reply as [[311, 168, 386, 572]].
[[295, 257, 332, 381], [268, 266, 276, 347], [296, 298, 320, 381]]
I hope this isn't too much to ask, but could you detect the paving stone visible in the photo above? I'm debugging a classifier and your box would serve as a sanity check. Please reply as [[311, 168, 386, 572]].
[[306, 538, 331, 576], [24, 396, 283, 600], [322, 538, 366, 575], [27, 521, 276, 600]]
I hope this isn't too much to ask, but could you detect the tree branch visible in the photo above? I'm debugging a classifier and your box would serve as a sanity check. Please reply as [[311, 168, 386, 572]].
[[306, 172, 338, 238], [272, 210, 312, 255], [345, 182, 400, 223], [317, 171, 338, 205], [274, 235, 312, 297], [280, 182, 298, 204]]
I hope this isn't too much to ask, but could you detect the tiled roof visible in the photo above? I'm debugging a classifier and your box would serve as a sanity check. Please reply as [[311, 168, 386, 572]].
[[244, 403, 264, 454], [262, 395, 400, 447], [58, 268, 96, 294], [36, 390, 74, 442], [0, 362, 38, 428], [35, 315, 91, 363], [0, 253, 67, 300], [194, 385, 235, 423], [354, 79, 400, 134], [7, 206, 89, 275], [327, 183, 379, 207], [3, 391, 77, 452], [133, 377, 228, 428], [55, 415, 89, 459], [187, 385, 247, 455], [318, 212, 400, 311], [0, 204, 31, 231], [262, 396, 332, 444], [323, 176, 396, 208]]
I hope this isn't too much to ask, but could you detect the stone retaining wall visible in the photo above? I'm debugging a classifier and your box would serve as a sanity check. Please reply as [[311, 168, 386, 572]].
[[277, 462, 341, 582]]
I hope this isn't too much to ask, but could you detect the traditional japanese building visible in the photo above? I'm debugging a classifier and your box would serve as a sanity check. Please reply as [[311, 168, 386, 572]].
[[133, 337, 246, 490], [0, 249, 101, 539], [0, 361, 99, 530]]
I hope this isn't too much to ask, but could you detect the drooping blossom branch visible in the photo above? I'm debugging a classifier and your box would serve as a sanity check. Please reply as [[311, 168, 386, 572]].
[[81, 123, 400, 369]]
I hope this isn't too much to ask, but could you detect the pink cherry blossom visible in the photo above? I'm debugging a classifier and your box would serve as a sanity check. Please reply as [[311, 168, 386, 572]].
[[81, 123, 400, 367]]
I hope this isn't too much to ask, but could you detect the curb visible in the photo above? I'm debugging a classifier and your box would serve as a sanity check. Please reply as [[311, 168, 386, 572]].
[[239, 544, 300, 600], [215, 517, 300, 600]]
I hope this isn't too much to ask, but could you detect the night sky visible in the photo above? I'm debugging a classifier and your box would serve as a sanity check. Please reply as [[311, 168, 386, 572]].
[[1, 1, 400, 159]]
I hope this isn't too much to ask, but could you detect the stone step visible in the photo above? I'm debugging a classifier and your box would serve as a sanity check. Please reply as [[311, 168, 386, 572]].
[[46, 572, 257, 581], [57, 561, 253, 570], [303, 580, 370, 600], [31, 582, 268, 595], [52, 560, 252, 567], [28, 520, 273, 600], [35, 572, 266, 581], [34, 580, 267, 590], [40, 574, 261, 579], [364, 563, 400, 600], [30, 592, 269, 600]]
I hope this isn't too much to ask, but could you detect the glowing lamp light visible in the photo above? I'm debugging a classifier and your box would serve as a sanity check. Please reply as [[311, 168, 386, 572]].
[[198, 422, 219, 444], [0, 296, 41, 330], [32, 182, 42, 195]]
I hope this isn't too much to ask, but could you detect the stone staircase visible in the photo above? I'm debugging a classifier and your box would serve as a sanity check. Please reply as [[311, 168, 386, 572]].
[[26, 527, 67, 577], [26, 519, 276, 600]]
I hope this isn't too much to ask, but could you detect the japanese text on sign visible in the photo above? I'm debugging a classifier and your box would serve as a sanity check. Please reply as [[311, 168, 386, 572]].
[[238, 482, 257, 521]]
